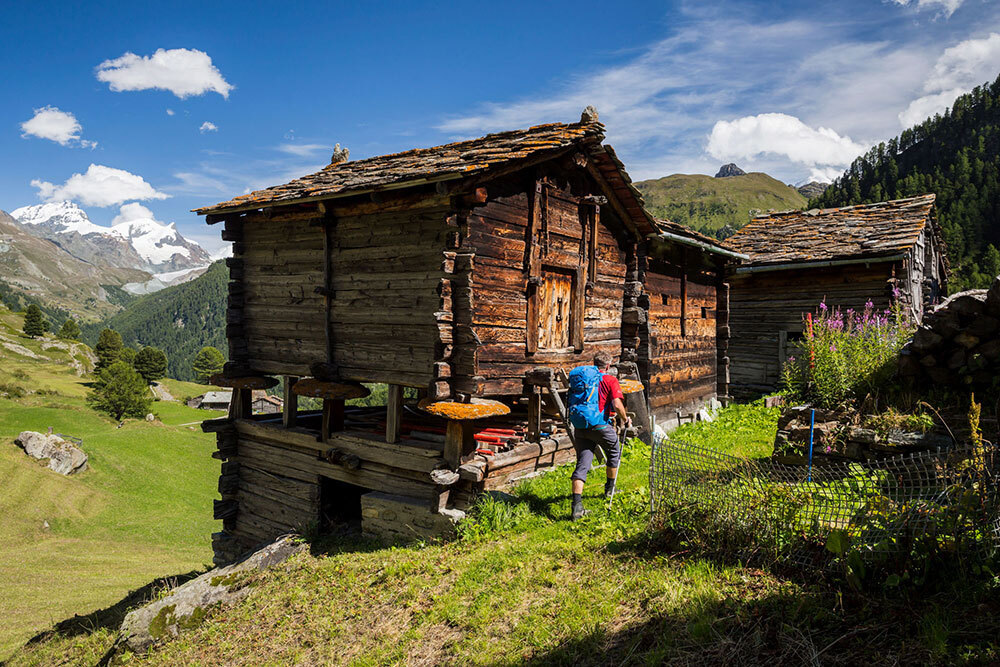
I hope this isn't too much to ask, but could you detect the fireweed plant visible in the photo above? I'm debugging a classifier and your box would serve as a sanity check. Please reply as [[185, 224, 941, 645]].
[[782, 291, 915, 410]]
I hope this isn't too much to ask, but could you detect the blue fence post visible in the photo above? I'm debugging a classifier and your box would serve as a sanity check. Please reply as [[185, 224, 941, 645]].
[[807, 408, 815, 483]]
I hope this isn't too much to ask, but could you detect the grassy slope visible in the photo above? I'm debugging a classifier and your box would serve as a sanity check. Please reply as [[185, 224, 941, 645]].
[[9, 400, 999, 664], [634, 172, 808, 234], [0, 306, 224, 659]]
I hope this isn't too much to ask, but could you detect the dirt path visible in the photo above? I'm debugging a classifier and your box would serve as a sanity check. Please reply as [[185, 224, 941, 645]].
[[151, 382, 175, 401]]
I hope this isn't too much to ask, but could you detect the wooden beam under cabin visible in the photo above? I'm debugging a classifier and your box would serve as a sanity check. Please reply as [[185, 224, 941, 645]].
[[386, 384, 403, 444], [282, 376, 299, 428]]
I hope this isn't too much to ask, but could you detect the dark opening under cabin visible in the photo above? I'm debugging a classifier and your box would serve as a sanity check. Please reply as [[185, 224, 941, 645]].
[[196, 109, 741, 564], [724, 194, 948, 394]]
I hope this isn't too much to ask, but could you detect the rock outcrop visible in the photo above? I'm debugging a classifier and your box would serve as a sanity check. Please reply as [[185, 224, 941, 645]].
[[796, 181, 830, 199], [898, 281, 1000, 387], [714, 163, 746, 178], [14, 431, 87, 475], [118, 535, 306, 652]]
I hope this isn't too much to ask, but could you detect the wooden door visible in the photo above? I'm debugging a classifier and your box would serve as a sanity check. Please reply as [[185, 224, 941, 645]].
[[538, 267, 574, 349]]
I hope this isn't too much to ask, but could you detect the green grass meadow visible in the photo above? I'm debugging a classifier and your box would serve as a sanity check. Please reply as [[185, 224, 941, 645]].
[[0, 307, 224, 659], [3, 297, 998, 664]]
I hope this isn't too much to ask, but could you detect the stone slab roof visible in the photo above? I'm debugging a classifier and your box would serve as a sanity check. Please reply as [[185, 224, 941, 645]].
[[195, 121, 605, 214], [194, 113, 738, 259], [725, 194, 938, 266]]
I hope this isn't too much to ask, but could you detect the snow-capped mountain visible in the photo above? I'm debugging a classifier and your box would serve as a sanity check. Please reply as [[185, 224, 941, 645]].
[[110, 203, 212, 272], [10, 201, 211, 273]]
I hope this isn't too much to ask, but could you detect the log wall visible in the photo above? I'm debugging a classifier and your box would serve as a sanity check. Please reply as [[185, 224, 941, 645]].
[[639, 255, 720, 424], [466, 179, 630, 396], [237, 206, 451, 386], [728, 261, 901, 392]]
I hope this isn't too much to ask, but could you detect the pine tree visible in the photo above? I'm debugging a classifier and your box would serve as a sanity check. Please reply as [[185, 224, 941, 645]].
[[22, 304, 48, 338], [191, 346, 225, 384], [134, 346, 168, 384], [94, 328, 123, 373], [981, 244, 1000, 281], [119, 347, 138, 367], [87, 360, 152, 421], [58, 318, 81, 340]]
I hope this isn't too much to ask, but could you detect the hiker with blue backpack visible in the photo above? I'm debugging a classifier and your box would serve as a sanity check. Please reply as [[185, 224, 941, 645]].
[[566, 352, 631, 520]]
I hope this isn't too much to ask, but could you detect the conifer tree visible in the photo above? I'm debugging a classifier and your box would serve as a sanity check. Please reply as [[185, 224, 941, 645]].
[[134, 346, 168, 384], [94, 328, 123, 372], [58, 318, 81, 340], [87, 360, 152, 420], [191, 346, 225, 384], [22, 304, 48, 338], [119, 347, 138, 367]]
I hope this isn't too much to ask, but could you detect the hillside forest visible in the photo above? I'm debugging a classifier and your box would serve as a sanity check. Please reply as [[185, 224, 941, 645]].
[[81, 261, 227, 381], [813, 74, 1000, 291]]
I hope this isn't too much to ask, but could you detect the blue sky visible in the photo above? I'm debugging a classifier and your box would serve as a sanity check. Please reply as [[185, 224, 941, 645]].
[[2, 0, 998, 253]]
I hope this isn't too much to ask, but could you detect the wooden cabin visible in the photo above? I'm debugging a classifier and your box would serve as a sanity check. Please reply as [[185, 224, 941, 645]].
[[724, 194, 948, 394], [195, 109, 741, 564]]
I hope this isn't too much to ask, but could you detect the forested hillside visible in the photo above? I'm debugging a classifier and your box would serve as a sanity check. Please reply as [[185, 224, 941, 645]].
[[83, 261, 227, 380], [635, 171, 807, 238], [813, 74, 1000, 291]]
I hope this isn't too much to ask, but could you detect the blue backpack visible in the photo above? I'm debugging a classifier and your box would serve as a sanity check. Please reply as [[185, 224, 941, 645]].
[[567, 365, 607, 429]]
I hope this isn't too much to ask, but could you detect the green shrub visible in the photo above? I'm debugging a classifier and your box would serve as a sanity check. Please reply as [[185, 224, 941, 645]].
[[11, 369, 29, 381], [0, 382, 26, 398], [781, 297, 914, 410]]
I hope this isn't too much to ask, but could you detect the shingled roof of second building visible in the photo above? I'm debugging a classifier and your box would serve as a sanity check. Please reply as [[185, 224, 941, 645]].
[[724, 194, 938, 266]]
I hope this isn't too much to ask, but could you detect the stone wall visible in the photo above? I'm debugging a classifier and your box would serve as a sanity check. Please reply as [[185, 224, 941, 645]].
[[772, 406, 952, 464], [898, 278, 1000, 387]]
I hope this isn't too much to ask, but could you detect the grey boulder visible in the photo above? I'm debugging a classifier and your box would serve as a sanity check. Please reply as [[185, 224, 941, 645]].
[[118, 535, 305, 652], [14, 431, 87, 475]]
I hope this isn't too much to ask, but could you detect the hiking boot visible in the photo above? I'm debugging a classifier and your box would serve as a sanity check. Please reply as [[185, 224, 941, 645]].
[[571, 502, 590, 521], [604, 478, 617, 499]]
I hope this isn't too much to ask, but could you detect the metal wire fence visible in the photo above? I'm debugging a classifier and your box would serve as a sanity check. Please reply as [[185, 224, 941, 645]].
[[650, 435, 1000, 570]]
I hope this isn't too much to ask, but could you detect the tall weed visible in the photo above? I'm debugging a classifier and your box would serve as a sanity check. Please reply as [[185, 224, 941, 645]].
[[782, 295, 914, 410]]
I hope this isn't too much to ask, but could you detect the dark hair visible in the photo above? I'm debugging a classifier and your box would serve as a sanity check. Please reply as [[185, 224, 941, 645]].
[[593, 352, 614, 369]]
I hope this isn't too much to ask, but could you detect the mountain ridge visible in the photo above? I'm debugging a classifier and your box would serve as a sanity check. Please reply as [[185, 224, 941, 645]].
[[634, 170, 808, 238], [11, 201, 211, 273], [0, 209, 149, 322]]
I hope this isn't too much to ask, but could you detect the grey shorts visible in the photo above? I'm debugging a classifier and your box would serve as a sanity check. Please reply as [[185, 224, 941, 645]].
[[571, 424, 621, 482]]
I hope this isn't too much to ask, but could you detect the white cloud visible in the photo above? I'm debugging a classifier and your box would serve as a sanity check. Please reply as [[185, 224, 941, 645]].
[[890, 0, 963, 18], [276, 143, 328, 157], [111, 202, 157, 225], [898, 88, 967, 126], [433, 12, 932, 183], [20, 106, 96, 148], [96, 48, 233, 99], [899, 32, 1000, 127], [166, 108, 175, 116], [200, 121, 218, 133], [806, 166, 849, 184], [707, 113, 868, 172], [31, 164, 169, 207]]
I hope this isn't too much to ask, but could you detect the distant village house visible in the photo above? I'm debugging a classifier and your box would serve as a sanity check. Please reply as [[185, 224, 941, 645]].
[[189, 390, 283, 414]]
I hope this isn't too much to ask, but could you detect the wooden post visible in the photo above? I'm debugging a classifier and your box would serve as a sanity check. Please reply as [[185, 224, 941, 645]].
[[444, 421, 475, 468], [230, 387, 252, 420], [386, 384, 403, 444], [321, 398, 345, 441], [527, 385, 542, 442], [283, 376, 299, 428], [680, 251, 688, 338]]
